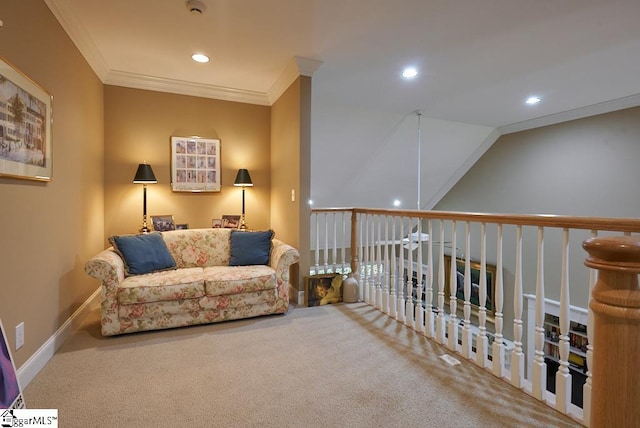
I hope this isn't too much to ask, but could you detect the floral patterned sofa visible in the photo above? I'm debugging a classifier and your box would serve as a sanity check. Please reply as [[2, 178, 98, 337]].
[[84, 228, 299, 336]]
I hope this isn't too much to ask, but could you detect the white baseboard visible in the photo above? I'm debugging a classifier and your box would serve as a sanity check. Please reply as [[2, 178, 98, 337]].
[[17, 287, 101, 388]]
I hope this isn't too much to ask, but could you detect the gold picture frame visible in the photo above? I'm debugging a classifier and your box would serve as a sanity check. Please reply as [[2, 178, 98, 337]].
[[0, 56, 53, 181]]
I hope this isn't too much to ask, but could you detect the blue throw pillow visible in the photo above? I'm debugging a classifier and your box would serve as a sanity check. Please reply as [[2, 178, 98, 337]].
[[229, 230, 274, 266], [109, 232, 176, 275]]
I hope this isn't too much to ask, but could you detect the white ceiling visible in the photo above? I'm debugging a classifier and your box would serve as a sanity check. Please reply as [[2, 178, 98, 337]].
[[46, 0, 640, 130]]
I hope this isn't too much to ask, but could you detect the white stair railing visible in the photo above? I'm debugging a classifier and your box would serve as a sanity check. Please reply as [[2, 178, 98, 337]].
[[309, 208, 640, 426]]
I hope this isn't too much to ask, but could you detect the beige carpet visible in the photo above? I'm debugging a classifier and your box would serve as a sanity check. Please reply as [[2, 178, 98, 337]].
[[24, 302, 580, 427]]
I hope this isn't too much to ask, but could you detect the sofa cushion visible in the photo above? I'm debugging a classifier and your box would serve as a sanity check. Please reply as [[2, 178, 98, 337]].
[[109, 232, 176, 276], [203, 265, 277, 296], [117, 267, 205, 305], [229, 230, 274, 266], [162, 228, 231, 268]]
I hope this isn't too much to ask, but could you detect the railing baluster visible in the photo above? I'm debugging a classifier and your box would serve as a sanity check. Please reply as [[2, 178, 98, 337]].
[[376, 216, 383, 310], [405, 218, 415, 329], [415, 219, 425, 333], [358, 213, 364, 301], [389, 217, 397, 318], [383, 216, 390, 314], [555, 228, 572, 413], [492, 224, 505, 378], [397, 217, 406, 322], [462, 221, 473, 358], [331, 212, 337, 272], [340, 212, 347, 275], [424, 219, 435, 338], [314, 213, 320, 274], [448, 220, 459, 351], [324, 213, 329, 273], [363, 214, 370, 304], [436, 220, 446, 343], [476, 222, 488, 367], [532, 226, 547, 400], [511, 225, 525, 388], [369, 217, 376, 306], [583, 229, 597, 427]]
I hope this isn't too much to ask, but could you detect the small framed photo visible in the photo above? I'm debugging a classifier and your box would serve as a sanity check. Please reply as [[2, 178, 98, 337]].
[[176, 223, 188, 230], [151, 215, 176, 232], [222, 215, 240, 229], [212, 219, 223, 228]]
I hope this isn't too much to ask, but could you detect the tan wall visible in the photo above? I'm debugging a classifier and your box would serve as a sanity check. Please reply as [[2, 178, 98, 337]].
[[271, 77, 311, 293], [0, 1, 104, 367], [104, 86, 271, 241]]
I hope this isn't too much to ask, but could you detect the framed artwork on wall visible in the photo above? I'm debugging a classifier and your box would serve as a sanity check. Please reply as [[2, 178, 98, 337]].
[[212, 219, 222, 228], [0, 56, 53, 182], [444, 255, 496, 317], [170, 136, 220, 192]]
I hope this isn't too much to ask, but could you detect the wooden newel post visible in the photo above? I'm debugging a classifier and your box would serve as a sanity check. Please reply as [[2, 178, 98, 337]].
[[583, 236, 640, 428]]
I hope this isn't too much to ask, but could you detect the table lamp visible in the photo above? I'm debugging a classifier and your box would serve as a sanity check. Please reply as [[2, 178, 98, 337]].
[[233, 168, 253, 230], [133, 163, 157, 233]]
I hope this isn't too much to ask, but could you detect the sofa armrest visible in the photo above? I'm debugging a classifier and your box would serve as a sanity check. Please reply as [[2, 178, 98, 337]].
[[270, 239, 300, 300], [84, 248, 125, 301]]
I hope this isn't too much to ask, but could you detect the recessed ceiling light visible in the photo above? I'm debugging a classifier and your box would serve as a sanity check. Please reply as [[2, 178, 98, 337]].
[[402, 67, 418, 79], [393, 199, 401, 207], [525, 96, 541, 105], [192, 53, 210, 63]]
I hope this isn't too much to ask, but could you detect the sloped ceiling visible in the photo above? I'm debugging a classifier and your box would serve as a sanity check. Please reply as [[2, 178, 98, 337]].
[[43, 0, 640, 208]]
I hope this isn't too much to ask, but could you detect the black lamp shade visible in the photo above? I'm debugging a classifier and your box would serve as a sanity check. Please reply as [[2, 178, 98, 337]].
[[234, 168, 253, 187], [133, 164, 157, 183]]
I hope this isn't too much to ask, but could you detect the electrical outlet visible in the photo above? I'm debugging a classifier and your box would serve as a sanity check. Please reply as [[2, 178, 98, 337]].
[[291, 189, 295, 202], [15, 322, 24, 350]]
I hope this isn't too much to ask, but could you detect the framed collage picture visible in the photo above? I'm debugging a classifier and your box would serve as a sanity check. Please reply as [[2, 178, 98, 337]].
[[170, 136, 220, 192]]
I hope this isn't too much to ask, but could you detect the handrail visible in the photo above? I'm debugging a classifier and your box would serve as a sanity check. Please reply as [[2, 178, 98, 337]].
[[311, 207, 640, 233]]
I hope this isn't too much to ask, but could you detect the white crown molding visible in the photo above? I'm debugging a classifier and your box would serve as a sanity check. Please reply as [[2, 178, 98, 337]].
[[267, 56, 323, 104], [499, 93, 640, 135], [44, 0, 109, 81], [104, 70, 271, 105], [46, 0, 322, 106], [295, 56, 324, 77]]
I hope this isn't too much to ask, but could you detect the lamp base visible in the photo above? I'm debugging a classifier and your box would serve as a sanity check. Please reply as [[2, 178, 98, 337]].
[[239, 215, 248, 231], [140, 216, 150, 234]]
